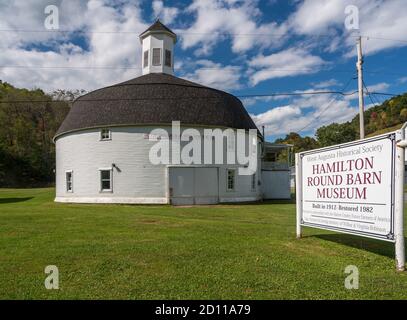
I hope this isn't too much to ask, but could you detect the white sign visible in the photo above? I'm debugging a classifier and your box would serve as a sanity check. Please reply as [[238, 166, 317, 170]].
[[298, 133, 396, 242]]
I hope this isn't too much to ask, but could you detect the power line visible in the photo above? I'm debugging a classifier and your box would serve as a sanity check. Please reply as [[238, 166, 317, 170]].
[[0, 90, 361, 104], [0, 28, 406, 43], [239, 91, 358, 98], [0, 64, 405, 77], [0, 61, 394, 79], [296, 77, 356, 133], [363, 80, 382, 108], [371, 92, 400, 97]]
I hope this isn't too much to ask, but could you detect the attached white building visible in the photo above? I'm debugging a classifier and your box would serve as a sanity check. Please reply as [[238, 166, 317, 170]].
[[54, 20, 291, 205]]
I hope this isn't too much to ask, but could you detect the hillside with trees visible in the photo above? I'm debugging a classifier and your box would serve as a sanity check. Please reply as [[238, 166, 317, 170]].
[[276, 92, 407, 164], [0, 78, 405, 187], [0, 81, 83, 187]]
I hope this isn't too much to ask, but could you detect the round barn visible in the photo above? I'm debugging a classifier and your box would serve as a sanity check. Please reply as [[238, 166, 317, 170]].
[[54, 20, 291, 205]]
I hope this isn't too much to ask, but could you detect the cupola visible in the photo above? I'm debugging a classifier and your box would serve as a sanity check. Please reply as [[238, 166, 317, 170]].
[[139, 19, 177, 75]]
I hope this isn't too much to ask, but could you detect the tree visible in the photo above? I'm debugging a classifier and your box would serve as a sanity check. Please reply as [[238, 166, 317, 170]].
[[316, 122, 356, 147], [274, 132, 319, 165], [0, 81, 72, 187], [400, 108, 407, 122]]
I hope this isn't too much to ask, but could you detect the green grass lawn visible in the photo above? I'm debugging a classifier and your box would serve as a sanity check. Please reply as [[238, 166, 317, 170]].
[[1, 188, 407, 300]]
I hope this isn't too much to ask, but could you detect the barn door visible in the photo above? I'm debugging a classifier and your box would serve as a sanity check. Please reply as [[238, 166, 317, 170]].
[[194, 168, 219, 205], [168, 167, 219, 205]]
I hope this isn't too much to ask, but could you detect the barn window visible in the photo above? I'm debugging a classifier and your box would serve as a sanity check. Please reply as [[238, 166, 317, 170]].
[[143, 50, 149, 67], [100, 128, 111, 140], [227, 169, 235, 191], [251, 174, 256, 191], [165, 49, 171, 67], [152, 48, 161, 66], [100, 169, 112, 192], [66, 171, 73, 192]]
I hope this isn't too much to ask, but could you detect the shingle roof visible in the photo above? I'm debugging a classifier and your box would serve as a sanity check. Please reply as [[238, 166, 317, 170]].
[[55, 73, 258, 139], [139, 19, 176, 38]]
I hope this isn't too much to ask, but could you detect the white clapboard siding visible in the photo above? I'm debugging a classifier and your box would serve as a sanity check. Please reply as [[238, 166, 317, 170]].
[[55, 125, 262, 204]]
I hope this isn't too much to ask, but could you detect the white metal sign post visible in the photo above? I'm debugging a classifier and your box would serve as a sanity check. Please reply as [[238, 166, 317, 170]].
[[296, 126, 406, 271]]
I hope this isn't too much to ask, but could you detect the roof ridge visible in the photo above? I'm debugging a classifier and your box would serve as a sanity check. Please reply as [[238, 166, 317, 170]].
[[139, 19, 176, 38], [76, 74, 240, 102]]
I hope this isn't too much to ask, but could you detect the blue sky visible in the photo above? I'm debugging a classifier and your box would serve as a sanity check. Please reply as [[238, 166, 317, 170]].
[[0, 0, 406, 141]]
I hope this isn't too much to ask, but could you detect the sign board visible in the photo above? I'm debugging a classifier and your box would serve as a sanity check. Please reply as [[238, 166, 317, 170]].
[[297, 133, 396, 242]]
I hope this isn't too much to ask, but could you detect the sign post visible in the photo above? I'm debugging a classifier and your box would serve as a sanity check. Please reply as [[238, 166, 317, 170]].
[[295, 153, 302, 239], [296, 127, 406, 271], [395, 124, 406, 271]]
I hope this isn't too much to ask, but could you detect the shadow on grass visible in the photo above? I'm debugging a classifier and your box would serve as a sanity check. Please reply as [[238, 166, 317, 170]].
[[0, 197, 33, 204], [212, 199, 296, 206], [311, 233, 407, 259]]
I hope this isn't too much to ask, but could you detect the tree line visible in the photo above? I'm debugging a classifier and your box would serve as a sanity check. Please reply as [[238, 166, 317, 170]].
[[0, 80, 84, 187], [276, 92, 407, 164], [0, 79, 405, 186]]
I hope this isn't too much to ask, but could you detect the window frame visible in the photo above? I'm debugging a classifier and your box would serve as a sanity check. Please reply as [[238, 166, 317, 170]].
[[100, 128, 111, 141], [251, 173, 256, 191], [143, 50, 149, 68], [99, 168, 113, 192], [165, 49, 171, 67], [152, 48, 161, 66], [226, 169, 236, 191], [66, 170, 73, 193]]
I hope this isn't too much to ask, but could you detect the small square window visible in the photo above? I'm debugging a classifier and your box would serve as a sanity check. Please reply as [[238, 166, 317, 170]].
[[100, 169, 112, 192], [100, 128, 111, 140], [66, 171, 73, 192], [143, 50, 149, 68], [165, 50, 171, 67], [152, 48, 161, 66], [227, 169, 235, 191]]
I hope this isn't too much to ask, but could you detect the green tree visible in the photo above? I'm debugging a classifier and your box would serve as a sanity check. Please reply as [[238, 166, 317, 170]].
[[400, 108, 407, 122], [0, 81, 72, 187], [316, 122, 356, 147], [274, 132, 319, 165]]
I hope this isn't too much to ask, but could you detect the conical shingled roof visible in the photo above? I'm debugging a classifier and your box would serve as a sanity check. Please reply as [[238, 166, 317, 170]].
[[139, 19, 176, 38], [54, 73, 258, 139]]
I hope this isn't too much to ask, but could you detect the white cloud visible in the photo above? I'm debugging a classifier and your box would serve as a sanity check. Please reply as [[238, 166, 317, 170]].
[[152, 0, 179, 24], [288, 0, 348, 35], [183, 59, 241, 91], [179, 0, 287, 55], [398, 77, 407, 84], [366, 82, 390, 92], [251, 92, 358, 136], [0, 0, 148, 91], [251, 105, 301, 127], [351, 0, 407, 55], [312, 79, 341, 89], [248, 47, 326, 85], [288, 0, 407, 56]]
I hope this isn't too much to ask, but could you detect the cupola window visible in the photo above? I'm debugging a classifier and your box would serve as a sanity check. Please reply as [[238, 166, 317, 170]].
[[152, 48, 161, 66], [165, 50, 171, 67], [143, 50, 149, 68]]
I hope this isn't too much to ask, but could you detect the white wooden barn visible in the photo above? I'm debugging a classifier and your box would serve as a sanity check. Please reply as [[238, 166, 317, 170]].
[[54, 20, 291, 205]]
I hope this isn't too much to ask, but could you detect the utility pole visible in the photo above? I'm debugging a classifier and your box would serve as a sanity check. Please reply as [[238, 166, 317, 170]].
[[357, 36, 365, 139]]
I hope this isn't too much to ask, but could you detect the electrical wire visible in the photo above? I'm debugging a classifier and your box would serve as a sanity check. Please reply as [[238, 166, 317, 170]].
[[363, 80, 381, 108], [0, 28, 406, 43], [0, 90, 360, 104], [296, 77, 356, 133]]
